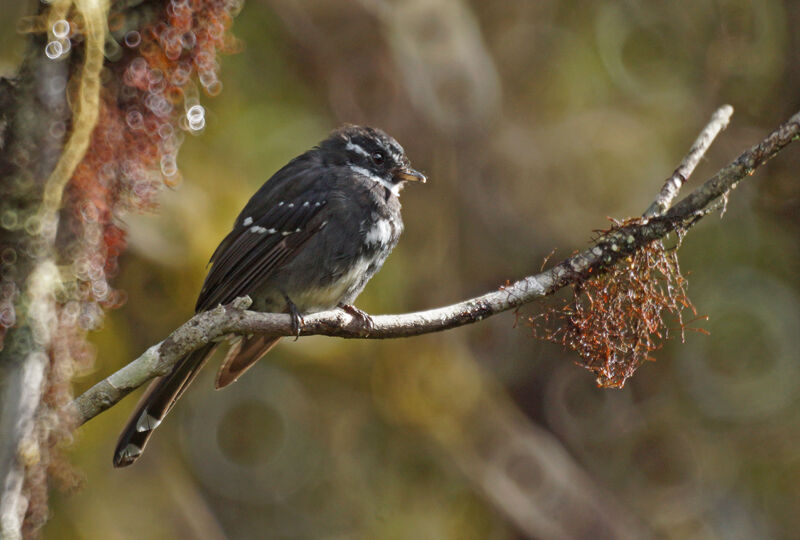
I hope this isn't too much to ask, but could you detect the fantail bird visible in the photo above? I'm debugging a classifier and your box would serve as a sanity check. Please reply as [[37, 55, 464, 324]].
[[113, 125, 425, 467]]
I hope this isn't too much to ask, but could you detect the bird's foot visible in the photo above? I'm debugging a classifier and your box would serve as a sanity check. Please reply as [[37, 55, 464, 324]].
[[338, 303, 375, 334], [285, 296, 305, 340]]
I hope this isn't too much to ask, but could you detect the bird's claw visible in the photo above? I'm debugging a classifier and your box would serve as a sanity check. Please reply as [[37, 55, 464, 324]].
[[285, 296, 305, 340], [338, 303, 375, 334], [291, 313, 305, 341]]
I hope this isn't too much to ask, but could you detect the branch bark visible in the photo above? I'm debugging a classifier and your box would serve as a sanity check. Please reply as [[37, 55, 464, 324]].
[[71, 107, 800, 427]]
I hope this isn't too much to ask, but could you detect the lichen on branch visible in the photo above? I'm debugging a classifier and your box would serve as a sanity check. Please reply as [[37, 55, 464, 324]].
[[532, 221, 703, 388]]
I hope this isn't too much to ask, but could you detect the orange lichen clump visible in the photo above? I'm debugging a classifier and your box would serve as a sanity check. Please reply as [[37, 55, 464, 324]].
[[532, 235, 702, 388], [14, 1, 243, 532], [63, 0, 242, 321]]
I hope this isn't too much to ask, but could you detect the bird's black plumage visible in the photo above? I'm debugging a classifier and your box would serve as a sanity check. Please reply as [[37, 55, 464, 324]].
[[113, 125, 425, 467]]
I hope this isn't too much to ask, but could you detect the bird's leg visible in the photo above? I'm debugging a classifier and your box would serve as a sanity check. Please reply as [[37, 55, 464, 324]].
[[284, 295, 305, 340], [337, 303, 375, 334]]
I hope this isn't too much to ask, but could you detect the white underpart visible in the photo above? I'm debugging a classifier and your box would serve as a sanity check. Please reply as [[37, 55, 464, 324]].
[[349, 164, 400, 196], [365, 218, 393, 246], [243, 216, 253, 226], [292, 256, 373, 312], [346, 140, 371, 158]]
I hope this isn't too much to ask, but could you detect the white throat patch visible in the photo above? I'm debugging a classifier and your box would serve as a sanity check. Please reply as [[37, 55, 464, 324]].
[[349, 164, 400, 196]]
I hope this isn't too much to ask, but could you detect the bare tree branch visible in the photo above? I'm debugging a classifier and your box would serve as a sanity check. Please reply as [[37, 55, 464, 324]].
[[71, 107, 800, 427], [643, 105, 733, 218]]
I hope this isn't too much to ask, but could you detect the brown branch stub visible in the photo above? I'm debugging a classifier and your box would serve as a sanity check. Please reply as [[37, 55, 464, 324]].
[[69, 107, 800, 426]]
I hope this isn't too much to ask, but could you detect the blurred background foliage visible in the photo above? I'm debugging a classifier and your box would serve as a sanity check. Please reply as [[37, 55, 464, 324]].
[[2, 0, 799, 538]]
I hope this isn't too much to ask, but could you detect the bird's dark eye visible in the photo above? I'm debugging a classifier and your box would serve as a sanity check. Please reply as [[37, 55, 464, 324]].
[[371, 152, 384, 165]]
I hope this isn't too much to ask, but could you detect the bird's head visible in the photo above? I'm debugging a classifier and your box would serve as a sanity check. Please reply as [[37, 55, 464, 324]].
[[323, 125, 426, 195]]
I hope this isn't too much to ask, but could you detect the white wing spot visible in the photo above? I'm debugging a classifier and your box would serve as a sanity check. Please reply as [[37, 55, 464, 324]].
[[288, 203, 294, 208], [243, 217, 253, 226], [278, 201, 284, 206], [250, 225, 268, 234], [267, 228, 276, 234], [281, 231, 291, 236], [303, 201, 310, 207], [315, 201, 322, 207]]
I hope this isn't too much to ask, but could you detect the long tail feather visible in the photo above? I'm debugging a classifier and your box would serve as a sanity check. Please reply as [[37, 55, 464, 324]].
[[113, 343, 218, 467], [215, 335, 280, 389]]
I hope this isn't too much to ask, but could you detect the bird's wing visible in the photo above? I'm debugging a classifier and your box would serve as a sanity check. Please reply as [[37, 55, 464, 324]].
[[114, 161, 336, 466], [195, 163, 332, 312]]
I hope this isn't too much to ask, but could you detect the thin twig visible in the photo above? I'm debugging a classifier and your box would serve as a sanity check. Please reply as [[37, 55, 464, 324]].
[[70, 108, 800, 426], [643, 105, 733, 218]]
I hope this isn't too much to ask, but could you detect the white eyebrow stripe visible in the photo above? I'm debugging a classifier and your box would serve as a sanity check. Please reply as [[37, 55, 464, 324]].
[[346, 141, 371, 158], [349, 164, 400, 196]]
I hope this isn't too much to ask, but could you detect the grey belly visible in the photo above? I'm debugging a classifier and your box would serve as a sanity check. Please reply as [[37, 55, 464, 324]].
[[283, 253, 385, 312], [249, 226, 396, 314]]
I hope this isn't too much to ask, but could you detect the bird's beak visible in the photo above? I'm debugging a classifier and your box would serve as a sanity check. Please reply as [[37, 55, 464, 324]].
[[393, 167, 427, 184]]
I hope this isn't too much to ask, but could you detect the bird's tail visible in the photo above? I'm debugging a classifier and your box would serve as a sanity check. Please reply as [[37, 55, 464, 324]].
[[215, 335, 280, 389], [113, 343, 218, 467]]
